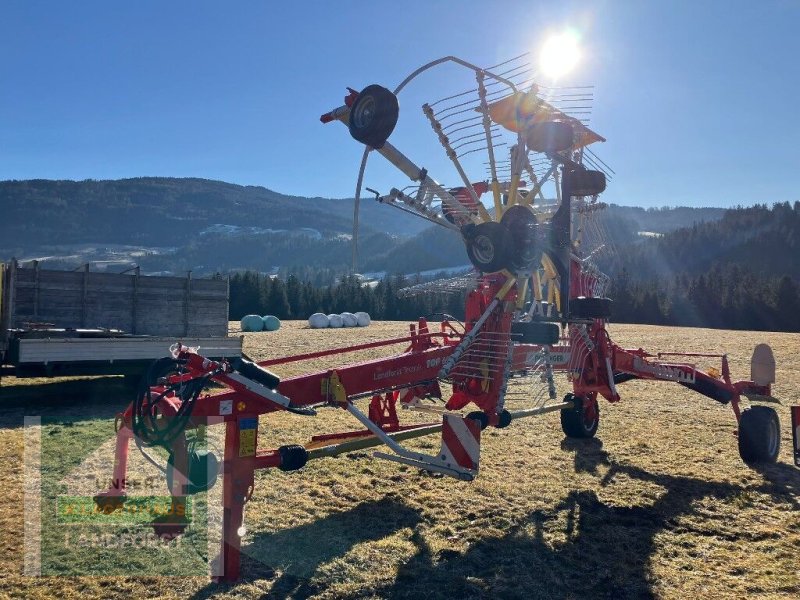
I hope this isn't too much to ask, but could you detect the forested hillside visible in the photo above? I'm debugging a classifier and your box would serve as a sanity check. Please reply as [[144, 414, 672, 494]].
[[229, 202, 800, 332], [1, 178, 724, 275], [617, 202, 800, 280]]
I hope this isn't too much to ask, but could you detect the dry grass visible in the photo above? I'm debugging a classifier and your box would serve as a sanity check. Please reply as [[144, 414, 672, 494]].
[[1, 321, 799, 599]]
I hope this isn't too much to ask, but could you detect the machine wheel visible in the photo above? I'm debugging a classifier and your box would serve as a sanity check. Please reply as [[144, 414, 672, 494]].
[[466, 411, 490, 430], [348, 84, 399, 149], [500, 205, 549, 272], [570, 296, 612, 319], [560, 393, 599, 438], [563, 169, 606, 197], [510, 321, 560, 345], [738, 406, 780, 463], [526, 121, 575, 153], [464, 221, 510, 273]]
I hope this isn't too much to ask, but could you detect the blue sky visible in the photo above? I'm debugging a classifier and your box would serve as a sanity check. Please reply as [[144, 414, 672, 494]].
[[1, 1, 798, 208]]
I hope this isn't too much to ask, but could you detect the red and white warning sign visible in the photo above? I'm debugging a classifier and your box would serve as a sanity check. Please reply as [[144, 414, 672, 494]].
[[439, 414, 481, 471], [792, 405, 800, 468]]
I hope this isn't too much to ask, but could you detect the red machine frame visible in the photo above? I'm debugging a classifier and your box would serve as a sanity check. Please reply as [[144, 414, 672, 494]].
[[97, 55, 796, 582], [101, 268, 778, 581]]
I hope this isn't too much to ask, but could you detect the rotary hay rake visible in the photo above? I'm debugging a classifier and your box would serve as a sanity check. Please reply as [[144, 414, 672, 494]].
[[97, 54, 800, 581]]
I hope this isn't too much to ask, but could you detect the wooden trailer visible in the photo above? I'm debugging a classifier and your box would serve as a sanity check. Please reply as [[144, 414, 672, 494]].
[[0, 260, 241, 381]]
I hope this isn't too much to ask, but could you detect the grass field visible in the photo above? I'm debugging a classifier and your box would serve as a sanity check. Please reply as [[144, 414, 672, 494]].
[[1, 321, 799, 599]]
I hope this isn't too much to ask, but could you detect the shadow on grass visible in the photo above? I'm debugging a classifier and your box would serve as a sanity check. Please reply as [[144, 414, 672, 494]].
[[190, 496, 422, 600], [186, 437, 800, 599], [0, 376, 135, 429], [752, 460, 800, 509], [560, 437, 608, 474], [374, 440, 800, 600]]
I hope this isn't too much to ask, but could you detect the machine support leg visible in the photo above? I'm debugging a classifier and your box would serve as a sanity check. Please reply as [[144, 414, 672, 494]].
[[218, 418, 256, 582]]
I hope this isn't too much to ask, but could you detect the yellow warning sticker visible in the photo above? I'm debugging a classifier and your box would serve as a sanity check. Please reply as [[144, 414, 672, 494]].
[[238, 417, 258, 457]]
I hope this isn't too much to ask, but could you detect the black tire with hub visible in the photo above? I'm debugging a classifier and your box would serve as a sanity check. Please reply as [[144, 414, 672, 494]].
[[347, 84, 399, 149], [500, 204, 550, 272], [463, 221, 510, 273], [526, 121, 575, 153], [560, 393, 599, 438], [738, 405, 780, 463], [563, 169, 606, 197], [570, 296, 612, 320], [510, 321, 561, 345]]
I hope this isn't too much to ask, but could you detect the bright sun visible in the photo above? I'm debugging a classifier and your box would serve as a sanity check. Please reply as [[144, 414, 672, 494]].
[[539, 32, 581, 79]]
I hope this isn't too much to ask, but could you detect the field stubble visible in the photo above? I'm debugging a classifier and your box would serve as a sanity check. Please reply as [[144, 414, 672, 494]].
[[0, 321, 798, 599]]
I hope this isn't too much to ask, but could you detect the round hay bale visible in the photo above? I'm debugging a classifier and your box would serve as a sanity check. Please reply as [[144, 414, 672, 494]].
[[340, 312, 358, 327], [308, 313, 329, 329], [355, 312, 371, 327], [240, 314, 264, 332], [262, 315, 281, 331], [327, 314, 343, 328]]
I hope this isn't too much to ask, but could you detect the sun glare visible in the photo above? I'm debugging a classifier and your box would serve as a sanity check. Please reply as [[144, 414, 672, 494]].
[[539, 32, 581, 79]]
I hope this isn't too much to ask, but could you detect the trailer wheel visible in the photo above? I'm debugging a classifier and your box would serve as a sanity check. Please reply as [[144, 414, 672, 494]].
[[560, 393, 599, 438], [570, 296, 612, 319], [563, 169, 607, 197], [348, 84, 399, 149], [464, 221, 511, 273], [738, 406, 780, 463]]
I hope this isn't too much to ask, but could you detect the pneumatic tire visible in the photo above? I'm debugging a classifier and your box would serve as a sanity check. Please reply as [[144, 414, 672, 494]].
[[570, 296, 612, 320], [526, 121, 575, 153], [738, 405, 780, 464], [560, 393, 599, 439], [464, 221, 511, 273], [563, 169, 606, 197], [510, 321, 561, 345], [348, 84, 399, 149]]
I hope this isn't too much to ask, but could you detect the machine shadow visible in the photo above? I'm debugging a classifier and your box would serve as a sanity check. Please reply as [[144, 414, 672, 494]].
[[560, 436, 608, 474], [375, 444, 782, 600], [190, 496, 422, 600], [752, 460, 800, 508], [0, 376, 135, 429]]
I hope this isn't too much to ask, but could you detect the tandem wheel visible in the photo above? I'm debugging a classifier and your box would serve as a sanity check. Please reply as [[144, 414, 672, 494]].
[[738, 405, 780, 464], [560, 393, 600, 439]]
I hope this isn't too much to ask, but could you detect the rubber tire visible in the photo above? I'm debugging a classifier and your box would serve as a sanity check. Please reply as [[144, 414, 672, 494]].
[[464, 221, 511, 273], [738, 406, 780, 463], [560, 393, 599, 438], [563, 169, 606, 196], [348, 84, 399, 149], [526, 121, 575, 153], [500, 205, 549, 272], [570, 297, 612, 319], [511, 321, 560, 345], [466, 411, 490, 430]]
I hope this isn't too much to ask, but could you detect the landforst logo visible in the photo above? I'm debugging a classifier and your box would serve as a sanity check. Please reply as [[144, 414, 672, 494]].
[[23, 416, 222, 577], [56, 496, 192, 524]]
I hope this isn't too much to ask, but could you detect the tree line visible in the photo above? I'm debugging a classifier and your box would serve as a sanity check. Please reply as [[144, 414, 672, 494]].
[[227, 265, 800, 332], [227, 271, 468, 323]]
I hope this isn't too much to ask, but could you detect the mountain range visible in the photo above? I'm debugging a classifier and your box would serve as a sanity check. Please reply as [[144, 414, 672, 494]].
[[0, 177, 731, 276]]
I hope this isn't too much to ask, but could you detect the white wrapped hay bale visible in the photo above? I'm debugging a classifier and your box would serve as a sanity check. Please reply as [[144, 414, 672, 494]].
[[340, 312, 358, 327], [327, 314, 343, 328], [308, 313, 330, 329], [355, 312, 371, 327]]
